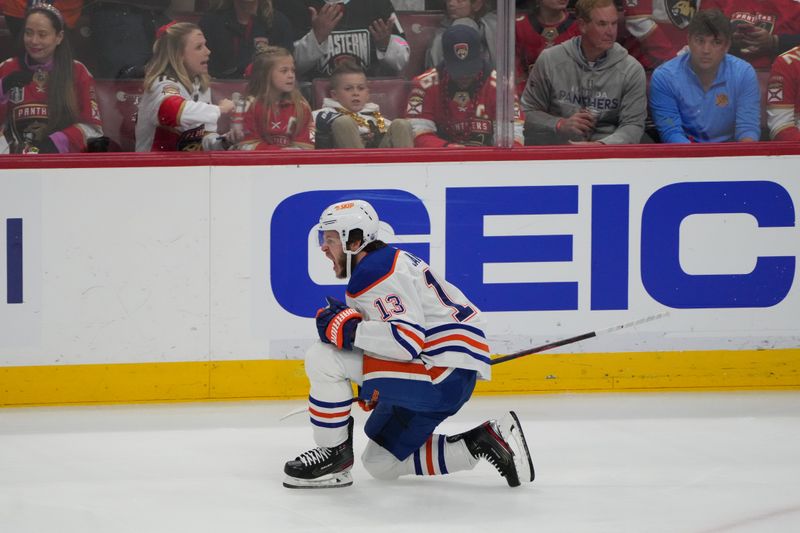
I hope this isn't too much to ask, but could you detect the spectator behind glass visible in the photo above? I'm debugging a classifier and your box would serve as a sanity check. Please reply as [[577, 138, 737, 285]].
[[313, 60, 413, 148], [199, 0, 295, 79], [623, 0, 699, 71], [766, 45, 800, 141], [406, 24, 523, 147], [233, 46, 315, 150], [649, 9, 760, 143], [135, 22, 236, 152], [425, 0, 497, 70], [2, 0, 83, 43], [521, 0, 647, 145], [702, 0, 800, 71], [286, 0, 410, 80], [0, 3, 103, 154], [515, 0, 581, 94], [86, 1, 169, 79]]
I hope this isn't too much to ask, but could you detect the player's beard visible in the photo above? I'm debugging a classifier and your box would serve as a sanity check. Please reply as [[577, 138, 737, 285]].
[[335, 253, 348, 279], [335, 253, 358, 279]]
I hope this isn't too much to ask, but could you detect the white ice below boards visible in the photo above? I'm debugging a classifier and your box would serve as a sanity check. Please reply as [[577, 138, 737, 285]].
[[1, 391, 800, 532]]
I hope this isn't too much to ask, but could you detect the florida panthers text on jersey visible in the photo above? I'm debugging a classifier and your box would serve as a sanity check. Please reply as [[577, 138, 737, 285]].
[[767, 45, 800, 140], [345, 246, 491, 411], [0, 57, 102, 153], [703, 0, 800, 70]]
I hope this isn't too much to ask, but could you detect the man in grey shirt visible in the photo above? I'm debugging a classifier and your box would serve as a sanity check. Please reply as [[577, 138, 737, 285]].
[[520, 0, 646, 145]]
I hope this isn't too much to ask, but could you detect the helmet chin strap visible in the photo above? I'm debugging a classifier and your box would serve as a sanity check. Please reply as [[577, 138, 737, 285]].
[[342, 239, 366, 279]]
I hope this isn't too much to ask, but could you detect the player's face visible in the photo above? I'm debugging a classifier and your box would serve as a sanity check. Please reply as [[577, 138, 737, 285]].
[[579, 4, 618, 59], [319, 230, 349, 279], [182, 30, 211, 77], [688, 33, 729, 75], [24, 13, 64, 64], [271, 57, 297, 94], [331, 73, 370, 113]]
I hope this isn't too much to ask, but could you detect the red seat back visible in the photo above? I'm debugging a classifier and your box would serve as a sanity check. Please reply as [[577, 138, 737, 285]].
[[95, 79, 144, 152], [397, 11, 444, 79], [312, 77, 410, 119]]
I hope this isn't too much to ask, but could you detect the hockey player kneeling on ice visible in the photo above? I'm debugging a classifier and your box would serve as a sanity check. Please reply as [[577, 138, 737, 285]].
[[283, 199, 535, 489]]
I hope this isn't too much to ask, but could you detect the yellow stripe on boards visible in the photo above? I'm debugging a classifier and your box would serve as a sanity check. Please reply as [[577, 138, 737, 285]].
[[1, 349, 799, 407]]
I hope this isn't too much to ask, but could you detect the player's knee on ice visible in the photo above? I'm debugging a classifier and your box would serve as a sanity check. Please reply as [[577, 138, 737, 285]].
[[361, 440, 404, 480]]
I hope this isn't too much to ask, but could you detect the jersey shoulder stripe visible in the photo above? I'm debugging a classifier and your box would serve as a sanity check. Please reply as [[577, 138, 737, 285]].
[[347, 246, 400, 297]]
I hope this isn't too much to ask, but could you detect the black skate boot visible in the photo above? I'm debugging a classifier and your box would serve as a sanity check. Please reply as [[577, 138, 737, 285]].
[[448, 411, 534, 487], [283, 417, 354, 489]]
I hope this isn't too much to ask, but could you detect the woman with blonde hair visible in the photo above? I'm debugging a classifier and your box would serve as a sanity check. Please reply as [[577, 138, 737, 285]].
[[234, 46, 314, 150], [200, 0, 294, 79], [135, 21, 236, 152], [0, 3, 103, 154]]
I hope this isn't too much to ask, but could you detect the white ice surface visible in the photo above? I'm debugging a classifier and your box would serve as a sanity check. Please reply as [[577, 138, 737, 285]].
[[1, 392, 799, 533]]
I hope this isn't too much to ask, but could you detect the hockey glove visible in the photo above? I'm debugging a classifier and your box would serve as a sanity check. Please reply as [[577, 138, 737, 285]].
[[1, 69, 34, 94], [316, 296, 362, 350]]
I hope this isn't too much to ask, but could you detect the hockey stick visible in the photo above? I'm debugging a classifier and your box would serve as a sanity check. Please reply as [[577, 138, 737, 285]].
[[490, 311, 670, 366]]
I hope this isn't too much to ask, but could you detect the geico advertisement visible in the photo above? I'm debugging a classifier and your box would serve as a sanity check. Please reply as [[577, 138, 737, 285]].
[[2, 156, 800, 366], [248, 157, 800, 358]]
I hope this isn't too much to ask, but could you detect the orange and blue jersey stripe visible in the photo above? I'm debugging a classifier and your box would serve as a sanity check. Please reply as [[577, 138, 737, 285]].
[[421, 323, 491, 365], [308, 395, 352, 429], [413, 435, 449, 476]]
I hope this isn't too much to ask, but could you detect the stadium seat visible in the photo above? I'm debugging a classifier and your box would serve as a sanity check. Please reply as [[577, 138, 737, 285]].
[[311, 77, 410, 119], [94, 79, 144, 152], [397, 11, 444, 79]]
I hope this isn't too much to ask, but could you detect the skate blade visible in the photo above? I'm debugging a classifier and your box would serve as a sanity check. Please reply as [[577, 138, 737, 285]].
[[498, 411, 535, 483], [283, 470, 353, 489]]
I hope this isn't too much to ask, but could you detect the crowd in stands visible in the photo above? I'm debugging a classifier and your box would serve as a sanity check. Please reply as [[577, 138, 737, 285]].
[[0, 0, 799, 154]]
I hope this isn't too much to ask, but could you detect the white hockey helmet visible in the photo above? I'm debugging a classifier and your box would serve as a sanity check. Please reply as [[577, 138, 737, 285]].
[[317, 199, 380, 255]]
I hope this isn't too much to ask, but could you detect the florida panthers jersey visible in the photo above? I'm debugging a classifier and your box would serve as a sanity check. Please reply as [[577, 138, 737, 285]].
[[346, 245, 490, 410], [624, 0, 699, 70], [135, 76, 221, 152], [704, 0, 800, 70], [234, 97, 314, 150], [0, 57, 102, 153], [766, 45, 800, 140], [406, 66, 524, 147], [515, 12, 581, 94]]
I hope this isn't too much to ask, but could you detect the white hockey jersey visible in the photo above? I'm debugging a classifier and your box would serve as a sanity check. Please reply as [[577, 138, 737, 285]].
[[347, 245, 491, 381], [135, 76, 223, 152]]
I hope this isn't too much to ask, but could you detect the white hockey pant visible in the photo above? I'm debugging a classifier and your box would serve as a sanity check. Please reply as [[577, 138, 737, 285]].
[[305, 342, 478, 479]]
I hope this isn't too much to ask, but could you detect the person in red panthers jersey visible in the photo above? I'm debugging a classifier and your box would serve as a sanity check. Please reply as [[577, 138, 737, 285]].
[[0, 3, 102, 154], [703, 0, 800, 70], [766, 45, 800, 140], [624, 0, 700, 71], [234, 46, 315, 150], [406, 24, 523, 147], [515, 0, 581, 93]]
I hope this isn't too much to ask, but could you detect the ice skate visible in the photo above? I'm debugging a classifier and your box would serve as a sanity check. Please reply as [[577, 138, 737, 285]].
[[283, 418, 354, 489], [448, 410, 534, 487], [497, 411, 534, 484]]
